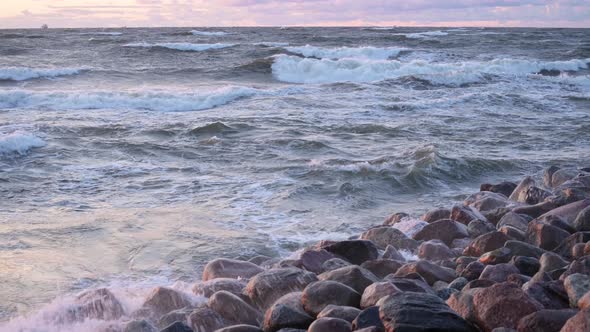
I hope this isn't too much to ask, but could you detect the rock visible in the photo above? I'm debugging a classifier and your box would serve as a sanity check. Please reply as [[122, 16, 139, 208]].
[[539, 252, 569, 274], [323, 240, 380, 265], [394, 260, 456, 285], [538, 198, 590, 226], [560, 256, 590, 281], [361, 282, 401, 309], [536, 215, 576, 233], [463, 279, 496, 291], [480, 263, 521, 283], [571, 243, 586, 259], [449, 277, 469, 291], [383, 212, 409, 226], [504, 240, 546, 259], [455, 256, 478, 275], [317, 305, 361, 323], [215, 325, 262, 332], [554, 232, 590, 259], [141, 287, 192, 319], [511, 256, 540, 277], [544, 166, 561, 188], [193, 278, 246, 298], [323, 258, 352, 272], [422, 208, 451, 223], [523, 186, 551, 205], [307, 318, 352, 332], [578, 291, 590, 309], [203, 259, 264, 281], [461, 261, 486, 281], [189, 307, 227, 332], [447, 289, 478, 323], [479, 247, 514, 265], [451, 205, 488, 225], [209, 291, 262, 326], [360, 259, 403, 279], [381, 245, 405, 262], [526, 219, 571, 251], [522, 280, 570, 310], [560, 308, 590, 332], [512, 201, 556, 219], [273, 259, 302, 269], [248, 255, 272, 266], [299, 249, 336, 274], [574, 206, 590, 231], [418, 240, 456, 261], [506, 274, 530, 287], [467, 220, 496, 237], [352, 306, 384, 331], [318, 265, 379, 294], [262, 303, 313, 332], [413, 219, 469, 246], [158, 308, 193, 330], [360, 227, 417, 250], [516, 309, 578, 332], [64, 288, 125, 322], [161, 321, 193, 332], [564, 273, 590, 308], [245, 268, 317, 310], [124, 320, 157, 332], [509, 176, 536, 203], [464, 231, 509, 257], [452, 238, 472, 251], [472, 282, 543, 331], [379, 292, 477, 332], [499, 226, 526, 241], [485, 181, 518, 198], [437, 288, 459, 301], [302, 281, 360, 316], [551, 169, 578, 188], [483, 207, 513, 226], [383, 276, 435, 294], [465, 191, 510, 212], [497, 213, 531, 232]]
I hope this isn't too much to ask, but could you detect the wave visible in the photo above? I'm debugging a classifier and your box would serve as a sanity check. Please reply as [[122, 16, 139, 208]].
[[78, 32, 123, 36], [123, 42, 234, 52], [397, 30, 449, 39], [284, 45, 406, 60], [0, 132, 46, 156], [0, 87, 262, 112], [0, 67, 86, 81], [271, 55, 590, 85], [254, 42, 290, 47], [190, 30, 228, 36]]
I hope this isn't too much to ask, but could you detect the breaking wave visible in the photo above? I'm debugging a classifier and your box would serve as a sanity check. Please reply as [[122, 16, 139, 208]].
[[0, 132, 46, 156], [190, 30, 228, 36], [284, 45, 406, 60], [397, 30, 449, 39], [0, 67, 86, 81], [123, 42, 234, 52]]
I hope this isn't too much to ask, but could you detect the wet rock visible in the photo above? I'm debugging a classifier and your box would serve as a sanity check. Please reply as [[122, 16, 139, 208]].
[[307, 317, 352, 332], [262, 303, 313, 332], [379, 292, 477, 332], [525, 219, 570, 251], [360, 227, 417, 250], [512, 201, 556, 219], [360, 282, 401, 309], [421, 208, 451, 223], [455, 256, 478, 275], [497, 212, 530, 232], [468, 220, 496, 238], [564, 273, 590, 308], [574, 206, 590, 231], [511, 256, 540, 277], [193, 278, 246, 298], [538, 198, 590, 226], [317, 305, 361, 323], [299, 249, 336, 274], [451, 205, 488, 225], [383, 276, 435, 294], [560, 308, 590, 332], [499, 226, 526, 241], [544, 166, 561, 188], [352, 306, 384, 331], [189, 307, 227, 332], [65, 288, 125, 322], [509, 176, 536, 203], [381, 245, 405, 262], [472, 282, 543, 331], [522, 280, 570, 310], [383, 212, 409, 226], [124, 319, 157, 332], [523, 186, 551, 205], [203, 259, 264, 282], [479, 247, 513, 265], [460, 261, 486, 281], [452, 238, 472, 251], [215, 325, 262, 332], [245, 268, 317, 310], [323, 258, 352, 272], [360, 259, 403, 279], [516, 309, 578, 332], [302, 281, 361, 316], [323, 240, 380, 265], [318, 265, 378, 294], [160, 321, 193, 332], [551, 169, 578, 188], [141, 287, 193, 319], [504, 240, 546, 259], [484, 181, 518, 198], [437, 288, 460, 301], [535, 215, 576, 233], [465, 191, 510, 212], [394, 260, 456, 285], [480, 263, 520, 283], [464, 231, 509, 257], [418, 240, 456, 261], [209, 291, 262, 326], [413, 219, 469, 246]]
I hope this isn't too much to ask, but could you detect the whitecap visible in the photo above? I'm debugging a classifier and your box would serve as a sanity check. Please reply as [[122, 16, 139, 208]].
[[285, 45, 406, 60], [0, 131, 46, 155], [254, 42, 290, 47], [123, 42, 234, 52], [190, 30, 228, 36], [397, 30, 449, 39], [0, 67, 86, 81]]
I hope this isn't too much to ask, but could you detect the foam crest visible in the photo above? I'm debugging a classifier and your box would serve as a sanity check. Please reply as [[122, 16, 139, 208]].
[[0, 131, 46, 156], [190, 30, 228, 36], [285, 45, 405, 60], [124, 42, 234, 51], [254, 42, 290, 47], [0, 67, 86, 81], [399, 30, 449, 39], [272, 55, 590, 84], [78, 32, 123, 36]]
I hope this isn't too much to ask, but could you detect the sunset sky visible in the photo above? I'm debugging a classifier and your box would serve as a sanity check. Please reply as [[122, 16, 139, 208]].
[[1, 0, 589, 28]]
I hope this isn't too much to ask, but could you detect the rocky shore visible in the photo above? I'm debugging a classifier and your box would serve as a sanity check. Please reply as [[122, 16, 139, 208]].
[[41, 166, 590, 332]]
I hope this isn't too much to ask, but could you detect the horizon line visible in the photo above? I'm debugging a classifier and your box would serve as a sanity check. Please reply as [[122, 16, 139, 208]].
[[1, 25, 589, 30]]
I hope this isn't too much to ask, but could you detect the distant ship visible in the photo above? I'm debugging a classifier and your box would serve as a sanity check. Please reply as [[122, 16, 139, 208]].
[[41, 24, 48, 29]]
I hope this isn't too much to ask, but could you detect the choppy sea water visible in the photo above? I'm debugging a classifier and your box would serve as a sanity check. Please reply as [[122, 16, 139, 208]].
[[0, 27, 589, 329]]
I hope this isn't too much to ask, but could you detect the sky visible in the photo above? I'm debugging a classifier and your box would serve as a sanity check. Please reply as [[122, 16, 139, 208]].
[[0, 0, 589, 29]]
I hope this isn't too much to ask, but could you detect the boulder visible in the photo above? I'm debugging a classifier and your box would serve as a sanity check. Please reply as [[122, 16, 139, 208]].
[[465, 191, 510, 212], [245, 268, 317, 310], [360, 259, 403, 279], [189, 307, 228, 332], [497, 213, 530, 232], [360, 282, 401, 309], [380, 292, 477, 332], [578, 291, 590, 309], [550, 169, 578, 188], [539, 252, 569, 274], [193, 278, 247, 298], [263, 303, 313, 332], [248, 255, 272, 266], [468, 220, 497, 238], [564, 273, 590, 308], [560, 308, 590, 332], [522, 280, 570, 310], [323, 240, 379, 265], [560, 256, 590, 281], [381, 245, 405, 262], [141, 287, 193, 319], [203, 259, 264, 281], [472, 282, 543, 331], [535, 215, 576, 233], [509, 176, 536, 203], [299, 249, 336, 274], [525, 219, 570, 251], [524, 186, 552, 205], [504, 240, 546, 259], [463, 280, 495, 291], [318, 265, 378, 294], [455, 257, 478, 275], [499, 226, 526, 241], [158, 308, 193, 330], [479, 247, 514, 265], [516, 309, 578, 332], [302, 281, 360, 316], [209, 291, 262, 326], [64, 288, 125, 322], [352, 306, 384, 331], [480, 263, 520, 283], [460, 261, 486, 281], [418, 240, 456, 261], [215, 325, 262, 332], [484, 181, 518, 198], [447, 289, 478, 323], [449, 277, 469, 291], [383, 212, 410, 226], [323, 258, 352, 272], [512, 201, 556, 219], [538, 198, 590, 226], [506, 274, 531, 287], [574, 206, 590, 231], [413, 219, 469, 246], [307, 318, 352, 332], [510, 256, 540, 277], [316, 305, 360, 323], [383, 276, 435, 295], [161, 321, 193, 332], [451, 205, 488, 225], [394, 260, 456, 285], [544, 166, 561, 188], [422, 208, 451, 223], [124, 319, 157, 332], [554, 232, 590, 259], [360, 227, 417, 250], [464, 231, 509, 257]]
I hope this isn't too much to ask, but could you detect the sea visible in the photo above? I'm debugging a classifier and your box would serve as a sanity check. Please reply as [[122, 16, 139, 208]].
[[0, 27, 589, 330]]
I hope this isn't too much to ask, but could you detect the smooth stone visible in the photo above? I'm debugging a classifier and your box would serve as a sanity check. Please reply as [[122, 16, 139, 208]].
[[497, 212, 530, 232], [525, 219, 570, 251], [539, 252, 569, 274], [161, 321, 193, 332], [215, 325, 262, 332], [65, 288, 125, 322], [322, 240, 380, 265], [560, 256, 590, 281], [449, 277, 469, 291], [158, 308, 193, 330], [262, 303, 313, 332], [323, 258, 352, 272], [463, 279, 496, 291], [418, 240, 456, 261], [578, 291, 590, 309], [538, 198, 590, 225], [481, 181, 517, 198], [124, 320, 157, 332], [460, 261, 485, 281], [509, 176, 536, 203], [381, 245, 405, 262], [467, 220, 497, 238], [464, 231, 509, 257], [522, 280, 570, 310], [203, 259, 264, 281], [499, 226, 526, 241], [480, 263, 520, 283], [516, 309, 578, 332], [383, 276, 435, 295], [299, 249, 336, 274], [318, 265, 379, 294], [511, 256, 540, 277], [307, 317, 352, 332], [451, 205, 488, 225], [209, 291, 262, 326], [421, 208, 451, 223], [360, 227, 417, 250], [360, 282, 401, 309], [504, 240, 546, 259], [189, 307, 227, 332], [413, 219, 469, 246], [394, 260, 456, 285], [360, 259, 403, 279], [141, 287, 192, 319], [193, 278, 246, 298], [553, 232, 590, 259], [544, 165, 561, 188], [302, 281, 361, 316], [316, 305, 361, 323], [245, 268, 317, 310], [574, 206, 590, 231], [351, 306, 384, 331], [479, 247, 514, 265]]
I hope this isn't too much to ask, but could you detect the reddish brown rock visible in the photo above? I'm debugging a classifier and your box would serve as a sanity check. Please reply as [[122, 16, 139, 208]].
[[316, 305, 361, 323], [141, 287, 193, 319], [193, 278, 246, 298], [299, 249, 336, 274], [451, 205, 488, 225], [360, 282, 401, 309], [516, 309, 578, 332], [525, 219, 570, 251], [560, 308, 590, 332], [422, 208, 451, 223], [464, 231, 509, 257], [394, 260, 456, 285], [301, 281, 360, 316], [308, 317, 352, 332], [245, 268, 317, 310], [360, 227, 417, 250], [413, 219, 469, 246], [318, 265, 378, 294], [209, 291, 262, 326]]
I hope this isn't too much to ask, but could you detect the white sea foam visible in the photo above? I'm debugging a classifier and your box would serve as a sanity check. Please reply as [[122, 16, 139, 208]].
[[79, 32, 123, 36], [0, 131, 46, 155], [123, 42, 234, 51], [272, 55, 590, 85], [0, 67, 86, 81], [0, 86, 302, 112], [254, 42, 290, 47], [402, 30, 449, 38], [190, 30, 228, 36], [285, 45, 406, 60], [391, 217, 428, 237]]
